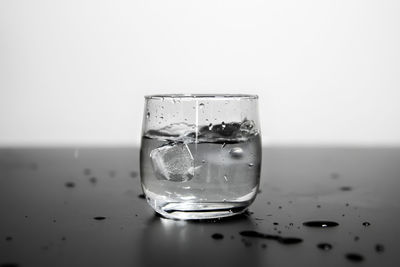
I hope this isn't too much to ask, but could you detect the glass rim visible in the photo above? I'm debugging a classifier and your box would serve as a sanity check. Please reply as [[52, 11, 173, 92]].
[[144, 94, 258, 100]]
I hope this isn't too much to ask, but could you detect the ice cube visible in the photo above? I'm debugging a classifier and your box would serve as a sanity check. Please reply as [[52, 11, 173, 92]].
[[150, 143, 195, 182]]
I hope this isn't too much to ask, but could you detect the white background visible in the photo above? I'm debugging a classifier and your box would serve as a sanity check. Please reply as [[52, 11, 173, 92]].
[[1, 0, 399, 146]]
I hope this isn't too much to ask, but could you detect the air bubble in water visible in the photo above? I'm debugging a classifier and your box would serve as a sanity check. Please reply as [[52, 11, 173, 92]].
[[230, 147, 243, 159], [146, 112, 150, 118], [208, 123, 213, 130], [362, 221, 371, 227], [248, 163, 254, 167], [199, 103, 205, 109], [221, 121, 226, 130]]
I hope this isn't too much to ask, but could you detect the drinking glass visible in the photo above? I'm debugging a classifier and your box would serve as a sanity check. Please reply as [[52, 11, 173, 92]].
[[140, 94, 261, 220]]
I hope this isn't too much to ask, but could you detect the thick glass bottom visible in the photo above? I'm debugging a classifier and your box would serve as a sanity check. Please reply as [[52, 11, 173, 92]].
[[147, 199, 252, 220]]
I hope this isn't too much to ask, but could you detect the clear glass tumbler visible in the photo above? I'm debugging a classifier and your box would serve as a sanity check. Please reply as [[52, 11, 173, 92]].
[[140, 94, 262, 220]]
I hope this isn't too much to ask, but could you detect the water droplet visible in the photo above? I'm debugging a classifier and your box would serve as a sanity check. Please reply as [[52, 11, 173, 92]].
[[317, 243, 333, 251], [61, 236, 66, 241], [340, 186, 353, 191], [30, 162, 38, 170], [354, 236, 360, 241], [65, 182, 75, 188], [273, 222, 279, 225], [280, 237, 303, 244], [229, 147, 243, 158], [208, 123, 213, 130], [146, 112, 150, 118], [138, 194, 146, 199], [93, 216, 106, 221], [330, 172, 340, 179], [239, 231, 265, 238], [239, 230, 303, 245], [130, 171, 138, 178], [248, 163, 254, 167], [261, 243, 267, 249], [0, 263, 19, 267], [89, 177, 97, 184], [160, 116, 164, 120], [278, 206, 282, 209], [316, 205, 321, 208], [108, 170, 116, 178], [375, 244, 385, 253], [241, 238, 252, 247], [5, 236, 12, 241], [303, 221, 339, 228], [83, 168, 91, 176], [201, 160, 206, 163], [345, 253, 364, 262], [211, 233, 224, 240], [199, 103, 205, 109], [362, 221, 371, 227]]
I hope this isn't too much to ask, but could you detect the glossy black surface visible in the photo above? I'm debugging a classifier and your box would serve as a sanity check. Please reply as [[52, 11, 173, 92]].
[[1, 147, 400, 266]]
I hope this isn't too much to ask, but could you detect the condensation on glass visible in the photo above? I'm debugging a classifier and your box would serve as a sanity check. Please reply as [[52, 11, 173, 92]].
[[140, 94, 262, 220]]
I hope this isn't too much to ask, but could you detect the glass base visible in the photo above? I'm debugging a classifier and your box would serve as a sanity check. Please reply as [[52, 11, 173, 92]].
[[147, 199, 252, 220]]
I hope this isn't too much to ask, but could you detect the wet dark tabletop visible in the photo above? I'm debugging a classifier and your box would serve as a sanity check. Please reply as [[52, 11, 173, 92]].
[[1, 147, 400, 267]]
